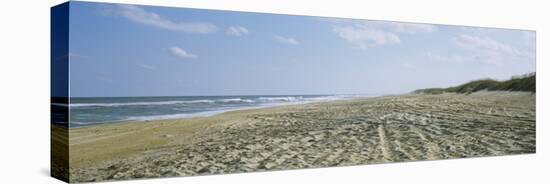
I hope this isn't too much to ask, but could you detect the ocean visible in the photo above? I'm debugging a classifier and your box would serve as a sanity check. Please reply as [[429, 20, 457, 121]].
[[69, 95, 356, 127]]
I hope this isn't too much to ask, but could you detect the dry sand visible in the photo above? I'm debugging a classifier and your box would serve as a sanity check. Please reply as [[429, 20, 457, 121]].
[[66, 92, 536, 182]]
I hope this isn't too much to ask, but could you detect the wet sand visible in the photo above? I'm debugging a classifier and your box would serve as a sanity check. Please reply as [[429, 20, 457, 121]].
[[67, 92, 536, 182]]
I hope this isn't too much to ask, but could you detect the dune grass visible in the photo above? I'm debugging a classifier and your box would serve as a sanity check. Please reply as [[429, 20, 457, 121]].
[[414, 73, 535, 94]]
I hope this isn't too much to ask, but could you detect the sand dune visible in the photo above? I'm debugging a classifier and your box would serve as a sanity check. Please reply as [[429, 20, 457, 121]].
[[68, 92, 536, 182]]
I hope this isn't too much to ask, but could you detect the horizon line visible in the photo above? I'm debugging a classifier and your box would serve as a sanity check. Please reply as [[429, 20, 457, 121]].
[[68, 93, 389, 98]]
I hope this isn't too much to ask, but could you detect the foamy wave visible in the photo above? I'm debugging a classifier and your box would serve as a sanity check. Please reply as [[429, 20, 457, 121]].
[[304, 96, 343, 102], [70, 98, 259, 108], [126, 111, 220, 121], [69, 95, 364, 126], [258, 96, 304, 102], [70, 100, 215, 107], [123, 96, 345, 121], [125, 106, 260, 121], [219, 98, 255, 103], [70, 95, 348, 109]]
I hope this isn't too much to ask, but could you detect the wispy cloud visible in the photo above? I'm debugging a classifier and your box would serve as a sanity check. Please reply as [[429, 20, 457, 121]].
[[114, 5, 216, 34], [225, 26, 249, 36], [459, 26, 503, 37], [453, 34, 519, 54], [333, 26, 401, 49], [331, 20, 436, 49], [424, 34, 533, 66], [274, 35, 299, 45], [452, 34, 524, 65], [369, 21, 436, 34], [137, 63, 156, 70], [169, 46, 197, 59]]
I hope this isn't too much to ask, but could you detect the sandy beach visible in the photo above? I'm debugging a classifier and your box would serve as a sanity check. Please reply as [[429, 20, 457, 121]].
[[66, 92, 535, 182]]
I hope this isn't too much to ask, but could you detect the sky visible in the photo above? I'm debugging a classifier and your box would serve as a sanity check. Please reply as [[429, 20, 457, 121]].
[[68, 2, 536, 97]]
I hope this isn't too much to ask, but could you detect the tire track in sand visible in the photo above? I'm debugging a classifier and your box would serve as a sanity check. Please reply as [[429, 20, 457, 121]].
[[377, 124, 393, 161], [408, 125, 442, 159]]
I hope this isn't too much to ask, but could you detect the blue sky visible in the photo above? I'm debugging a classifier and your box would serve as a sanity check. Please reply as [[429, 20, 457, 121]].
[[68, 2, 535, 97]]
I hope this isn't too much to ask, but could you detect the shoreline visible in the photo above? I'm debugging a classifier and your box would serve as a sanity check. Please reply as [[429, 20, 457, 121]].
[[67, 92, 535, 182], [69, 96, 369, 129]]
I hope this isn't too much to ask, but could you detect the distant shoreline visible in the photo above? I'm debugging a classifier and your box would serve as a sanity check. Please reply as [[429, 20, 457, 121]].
[[68, 95, 370, 129], [69, 93, 371, 99]]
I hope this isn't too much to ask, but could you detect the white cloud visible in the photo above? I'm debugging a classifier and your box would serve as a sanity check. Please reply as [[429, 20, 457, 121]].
[[333, 26, 401, 49], [115, 5, 216, 34], [137, 64, 156, 70], [425, 34, 533, 66], [459, 27, 500, 35], [369, 21, 436, 34], [452, 34, 524, 65], [274, 35, 299, 45], [169, 46, 197, 59], [457, 28, 535, 62], [331, 20, 436, 49], [225, 26, 249, 36], [453, 34, 520, 54]]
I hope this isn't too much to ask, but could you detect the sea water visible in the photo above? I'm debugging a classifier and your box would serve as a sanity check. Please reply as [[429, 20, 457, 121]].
[[69, 95, 354, 127]]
